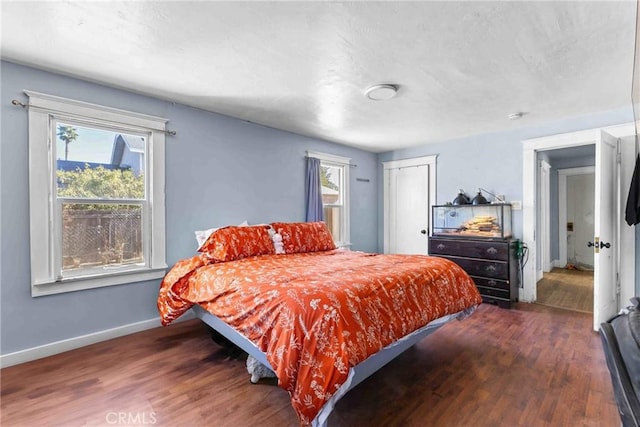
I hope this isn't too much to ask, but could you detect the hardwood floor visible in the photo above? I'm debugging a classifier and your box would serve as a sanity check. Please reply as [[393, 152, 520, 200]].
[[536, 268, 594, 313], [1, 303, 618, 427]]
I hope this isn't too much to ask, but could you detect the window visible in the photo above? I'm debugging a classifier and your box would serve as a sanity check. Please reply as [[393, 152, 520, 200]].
[[27, 91, 167, 296], [308, 151, 350, 247]]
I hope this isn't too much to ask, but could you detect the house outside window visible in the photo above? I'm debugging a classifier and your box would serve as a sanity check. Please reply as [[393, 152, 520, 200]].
[[308, 151, 351, 248], [27, 91, 167, 296]]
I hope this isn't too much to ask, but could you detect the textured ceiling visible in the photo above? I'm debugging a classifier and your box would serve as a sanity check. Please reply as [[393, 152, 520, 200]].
[[1, 1, 636, 153]]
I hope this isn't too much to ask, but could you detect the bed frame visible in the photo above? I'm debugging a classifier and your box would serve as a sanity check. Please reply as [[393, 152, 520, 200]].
[[191, 304, 471, 426]]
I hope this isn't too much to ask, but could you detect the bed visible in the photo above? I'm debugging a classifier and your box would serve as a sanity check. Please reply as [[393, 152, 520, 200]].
[[157, 222, 482, 426]]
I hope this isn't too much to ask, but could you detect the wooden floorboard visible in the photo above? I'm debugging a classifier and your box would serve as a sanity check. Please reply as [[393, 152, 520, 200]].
[[536, 268, 594, 313], [1, 303, 619, 427]]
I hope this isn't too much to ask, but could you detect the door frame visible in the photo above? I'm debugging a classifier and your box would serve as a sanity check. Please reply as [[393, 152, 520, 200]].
[[522, 123, 635, 311], [382, 155, 437, 254], [557, 166, 595, 269], [539, 159, 551, 279]]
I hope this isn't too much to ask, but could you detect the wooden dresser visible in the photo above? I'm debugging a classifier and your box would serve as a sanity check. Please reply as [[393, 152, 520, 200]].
[[429, 236, 518, 309]]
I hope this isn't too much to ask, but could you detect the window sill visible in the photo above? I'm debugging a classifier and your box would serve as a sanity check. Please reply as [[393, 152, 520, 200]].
[[31, 267, 167, 297]]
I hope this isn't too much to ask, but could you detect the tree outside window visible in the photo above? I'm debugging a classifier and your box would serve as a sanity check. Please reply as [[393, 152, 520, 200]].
[[55, 123, 146, 272], [27, 91, 167, 296]]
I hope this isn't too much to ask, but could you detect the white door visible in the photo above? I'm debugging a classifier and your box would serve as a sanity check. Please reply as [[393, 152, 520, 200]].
[[388, 165, 430, 254], [593, 130, 618, 330], [383, 156, 436, 255], [558, 166, 596, 269], [566, 173, 595, 269]]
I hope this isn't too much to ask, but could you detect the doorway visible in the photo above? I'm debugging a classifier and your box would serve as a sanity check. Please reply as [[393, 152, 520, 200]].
[[383, 155, 436, 254], [562, 168, 596, 270], [537, 159, 595, 313], [522, 124, 636, 331]]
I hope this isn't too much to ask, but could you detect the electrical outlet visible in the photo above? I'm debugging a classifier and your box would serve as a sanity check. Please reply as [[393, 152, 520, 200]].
[[511, 200, 522, 210]]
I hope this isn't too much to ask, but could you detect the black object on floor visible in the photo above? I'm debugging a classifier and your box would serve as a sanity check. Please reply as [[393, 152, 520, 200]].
[[599, 297, 640, 427]]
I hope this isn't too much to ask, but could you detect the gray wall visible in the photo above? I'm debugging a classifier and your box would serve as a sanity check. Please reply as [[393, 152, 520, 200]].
[[377, 108, 638, 296], [0, 61, 378, 355]]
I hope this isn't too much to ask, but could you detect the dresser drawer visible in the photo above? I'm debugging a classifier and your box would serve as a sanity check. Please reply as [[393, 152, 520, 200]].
[[439, 255, 508, 280], [476, 285, 510, 300], [473, 277, 510, 291], [429, 238, 509, 261], [429, 236, 518, 309], [481, 294, 512, 309]]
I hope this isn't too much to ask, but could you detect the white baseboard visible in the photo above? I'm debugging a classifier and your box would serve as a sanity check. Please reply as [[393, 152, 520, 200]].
[[552, 259, 564, 268], [0, 311, 195, 369]]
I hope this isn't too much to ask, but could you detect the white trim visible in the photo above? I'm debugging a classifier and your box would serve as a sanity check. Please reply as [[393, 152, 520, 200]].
[[31, 269, 167, 297], [521, 123, 635, 306], [557, 166, 595, 270], [27, 91, 167, 296], [382, 155, 437, 254], [523, 128, 600, 152], [382, 155, 437, 170], [306, 150, 351, 166], [522, 146, 537, 302], [24, 90, 167, 131], [0, 312, 195, 368], [601, 122, 636, 138], [523, 130, 600, 301], [342, 162, 350, 248], [539, 160, 551, 276]]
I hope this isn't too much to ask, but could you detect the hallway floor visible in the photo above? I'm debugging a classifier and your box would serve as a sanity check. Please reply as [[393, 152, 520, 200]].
[[536, 267, 594, 313]]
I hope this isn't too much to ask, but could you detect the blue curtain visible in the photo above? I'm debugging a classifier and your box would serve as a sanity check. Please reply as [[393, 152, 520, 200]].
[[305, 157, 324, 222]]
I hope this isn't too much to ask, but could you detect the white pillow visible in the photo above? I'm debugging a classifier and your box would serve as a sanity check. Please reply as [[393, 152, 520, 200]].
[[194, 220, 248, 248]]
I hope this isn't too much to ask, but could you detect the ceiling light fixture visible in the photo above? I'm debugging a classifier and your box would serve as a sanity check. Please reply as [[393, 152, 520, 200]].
[[507, 112, 525, 120], [365, 84, 399, 101]]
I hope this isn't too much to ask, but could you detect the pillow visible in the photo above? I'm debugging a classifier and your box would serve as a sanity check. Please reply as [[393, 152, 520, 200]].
[[195, 227, 217, 248], [197, 225, 275, 261], [194, 220, 248, 248], [270, 221, 336, 254]]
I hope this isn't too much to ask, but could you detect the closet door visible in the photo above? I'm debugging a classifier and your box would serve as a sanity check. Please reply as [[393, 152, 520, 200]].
[[383, 156, 436, 255]]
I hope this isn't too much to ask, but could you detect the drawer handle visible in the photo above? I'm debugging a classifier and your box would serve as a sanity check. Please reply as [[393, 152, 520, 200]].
[[486, 247, 498, 255], [485, 265, 497, 273], [437, 244, 446, 250], [488, 280, 497, 286]]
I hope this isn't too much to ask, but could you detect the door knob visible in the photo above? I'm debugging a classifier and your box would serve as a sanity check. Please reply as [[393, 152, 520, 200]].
[[420, 229, 427, 234], [587, 241, 595, 248], [599, 241, 611, 249]]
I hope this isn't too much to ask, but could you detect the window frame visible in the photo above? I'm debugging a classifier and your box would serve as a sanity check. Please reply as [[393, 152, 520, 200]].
[[307, 151, 351, 248], [27, 91, 167, 297]]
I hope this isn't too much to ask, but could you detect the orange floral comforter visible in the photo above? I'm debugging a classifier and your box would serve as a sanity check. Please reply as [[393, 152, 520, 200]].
[[158, 250, 481, 425]]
